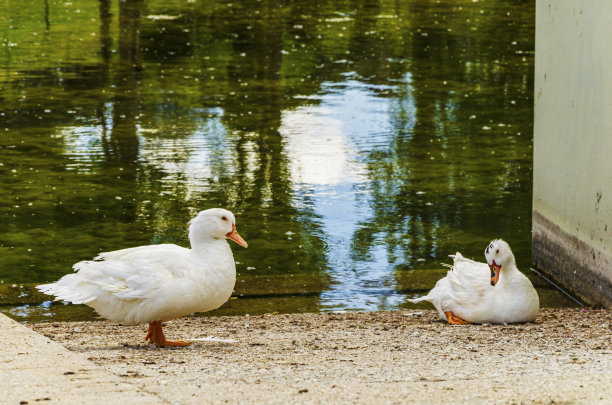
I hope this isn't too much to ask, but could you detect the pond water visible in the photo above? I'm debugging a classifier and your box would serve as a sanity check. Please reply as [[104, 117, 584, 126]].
[[0, 0, 576, 322]]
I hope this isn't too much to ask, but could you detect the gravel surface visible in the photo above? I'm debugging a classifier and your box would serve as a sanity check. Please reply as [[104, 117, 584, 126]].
[[30, 309, 611, 404]]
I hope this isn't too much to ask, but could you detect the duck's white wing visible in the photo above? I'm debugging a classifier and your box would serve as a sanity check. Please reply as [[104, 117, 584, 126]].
[[93, 244, 190, 274], [38, 244, 191, 304], [444, 254, 492, 316]]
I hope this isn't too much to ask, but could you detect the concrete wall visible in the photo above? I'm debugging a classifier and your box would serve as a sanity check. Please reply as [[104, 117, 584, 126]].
[[533, 0, 612, 307]]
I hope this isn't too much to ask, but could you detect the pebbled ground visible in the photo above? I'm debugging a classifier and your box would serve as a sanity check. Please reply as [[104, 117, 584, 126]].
[[30, 308, 611, 404]]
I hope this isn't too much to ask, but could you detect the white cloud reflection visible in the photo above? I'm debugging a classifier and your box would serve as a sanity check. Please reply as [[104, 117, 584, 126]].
[[281, 106, 362, 186]]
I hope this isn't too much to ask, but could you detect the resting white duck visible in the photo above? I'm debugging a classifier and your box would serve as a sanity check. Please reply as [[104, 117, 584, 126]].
[[408, 239, 539, 324], [37, 208, 247, 347]]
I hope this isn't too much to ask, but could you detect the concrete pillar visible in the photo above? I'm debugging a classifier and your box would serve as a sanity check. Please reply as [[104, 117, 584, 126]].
[[533, 0, 612, 307]]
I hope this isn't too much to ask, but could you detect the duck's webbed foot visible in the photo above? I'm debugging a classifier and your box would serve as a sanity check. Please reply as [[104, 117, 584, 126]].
[[145, 320, 192, 347], [444, 312, 471, 325]]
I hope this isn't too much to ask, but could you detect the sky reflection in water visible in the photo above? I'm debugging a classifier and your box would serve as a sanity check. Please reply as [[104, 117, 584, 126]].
[[282, 79, 405, 310]]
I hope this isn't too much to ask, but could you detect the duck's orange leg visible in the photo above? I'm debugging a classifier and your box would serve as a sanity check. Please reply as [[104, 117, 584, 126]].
[[145, 321, 192, 347], [445, 312, 471, 325], [145, 322, 154, 342]]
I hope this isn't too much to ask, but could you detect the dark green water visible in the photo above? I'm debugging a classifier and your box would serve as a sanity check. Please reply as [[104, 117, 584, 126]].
[[0, 0, 575, 322]]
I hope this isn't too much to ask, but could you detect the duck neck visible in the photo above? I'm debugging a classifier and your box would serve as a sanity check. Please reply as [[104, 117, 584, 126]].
[[499, 260, 519, 286], [189, 233, 230, 256]]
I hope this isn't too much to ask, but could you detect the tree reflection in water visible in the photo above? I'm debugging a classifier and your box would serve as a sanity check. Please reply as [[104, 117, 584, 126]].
[[0, 0, 548, 318]]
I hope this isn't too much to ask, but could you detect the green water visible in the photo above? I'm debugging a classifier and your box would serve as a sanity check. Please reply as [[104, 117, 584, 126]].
[[0, 0, 575, 322]]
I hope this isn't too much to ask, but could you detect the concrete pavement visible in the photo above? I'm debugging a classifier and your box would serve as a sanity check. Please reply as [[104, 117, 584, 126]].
[[1, 313, 166, 404]]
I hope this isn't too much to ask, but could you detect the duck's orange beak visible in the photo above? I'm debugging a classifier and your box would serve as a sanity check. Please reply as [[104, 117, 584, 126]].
[[226, 223, 248, 248], [489, 261, 500, 286]]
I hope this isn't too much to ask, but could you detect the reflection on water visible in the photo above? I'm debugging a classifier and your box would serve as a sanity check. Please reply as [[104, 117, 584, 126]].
[[0, 0, 575, 321], [282, 80, 406, 311]]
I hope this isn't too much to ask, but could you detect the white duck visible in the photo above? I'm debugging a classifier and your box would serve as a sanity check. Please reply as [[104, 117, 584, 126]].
[[37, 208, 247, 346], [408, 239, 539, 324]]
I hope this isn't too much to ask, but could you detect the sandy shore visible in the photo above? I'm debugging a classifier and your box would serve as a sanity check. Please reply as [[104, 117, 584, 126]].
[[30, 308, 611, 404]]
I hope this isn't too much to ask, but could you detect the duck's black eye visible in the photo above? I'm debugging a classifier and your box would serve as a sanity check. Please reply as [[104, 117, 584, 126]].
[[221, 216, 228, 221]]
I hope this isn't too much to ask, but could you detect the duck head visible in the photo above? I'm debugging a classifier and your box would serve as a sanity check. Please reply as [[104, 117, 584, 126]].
[[484, 239, 514, 286], [189, 208, 248, 248]]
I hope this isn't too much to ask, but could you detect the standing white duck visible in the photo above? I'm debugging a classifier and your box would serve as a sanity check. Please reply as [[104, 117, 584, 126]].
[[408, 239, 539, 324], [37, 208, 248, 346]]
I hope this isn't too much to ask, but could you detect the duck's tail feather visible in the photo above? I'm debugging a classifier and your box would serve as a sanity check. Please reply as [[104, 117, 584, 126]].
[[37, 275, 97, 305], [407, 294, 431, 304]]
